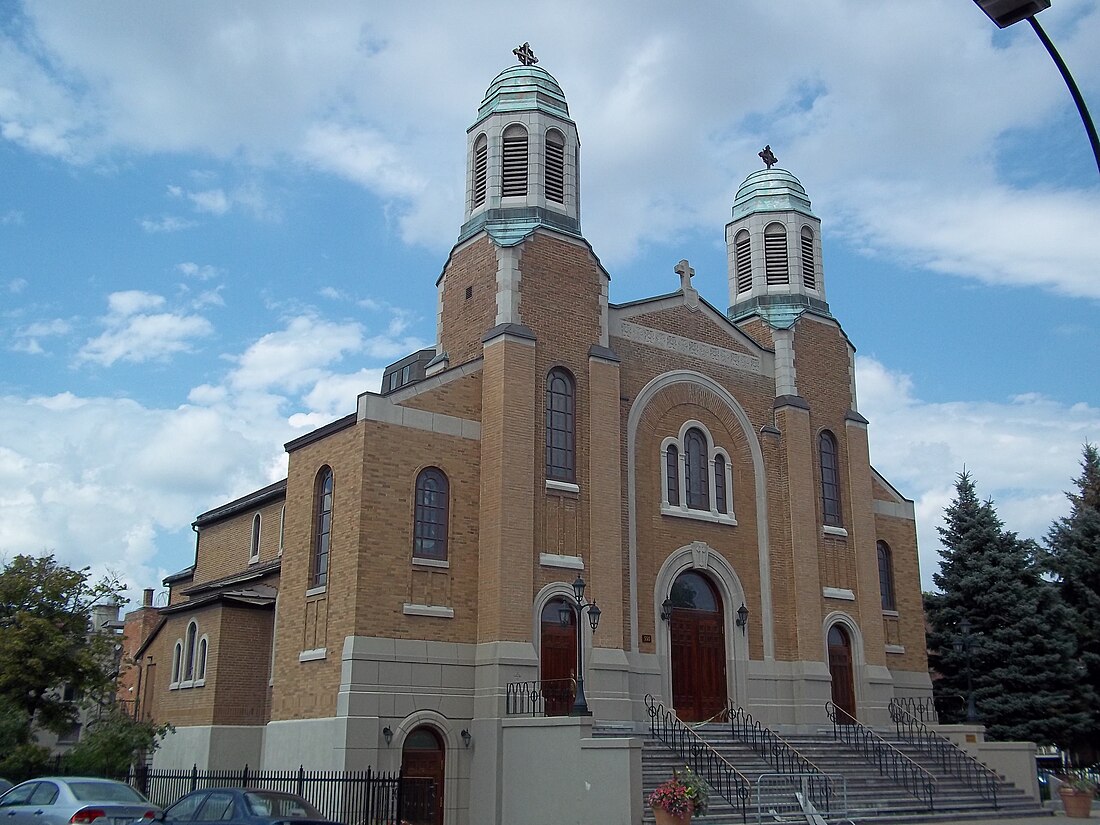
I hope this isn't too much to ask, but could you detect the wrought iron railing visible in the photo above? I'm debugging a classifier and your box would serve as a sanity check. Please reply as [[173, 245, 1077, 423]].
[[645, 694, 750, 822], [504, 678, 575, 716], [824, 701, 936, 811], [889, 695, 939, 724], [888, 699, 999, 806], [727, 703, 833, 814]]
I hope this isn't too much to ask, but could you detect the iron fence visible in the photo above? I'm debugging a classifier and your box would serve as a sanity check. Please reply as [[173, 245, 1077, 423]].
[[504, 678, 575, 716]]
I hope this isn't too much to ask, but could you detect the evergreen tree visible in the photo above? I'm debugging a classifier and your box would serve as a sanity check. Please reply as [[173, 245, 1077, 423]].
[[927, 472, 1084, 745], [1045, 444, 1100, 761]]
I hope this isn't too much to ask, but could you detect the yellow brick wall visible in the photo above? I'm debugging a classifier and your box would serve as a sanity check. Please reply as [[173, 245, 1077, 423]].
[[193, 496, 286, 587]]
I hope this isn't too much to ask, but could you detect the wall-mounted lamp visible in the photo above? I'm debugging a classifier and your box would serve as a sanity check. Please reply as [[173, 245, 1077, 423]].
[[736, 602, 749, 635], [461, 728, 471, 749], [660, 598, 673, 622], [382, 726, 393, 745]]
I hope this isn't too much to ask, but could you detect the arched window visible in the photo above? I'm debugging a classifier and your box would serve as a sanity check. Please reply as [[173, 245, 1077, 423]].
[[183, 621, 197, 681], [414, 468, 449, 560], [545, 129, 565, 204], [171, 641, 182, 685], [801, 226, 816, 290], [665, 444, 680, 507], [714, 454, 728, 514], [546, 368, 575, 482], [196, 637, 208, 682], [684, 428, 709, 510], [734, 230, 752, 294], [819, 431, 842, 527], [878, 541, 896, 610], [278, 505, 285, 555], [472, 134, 488, 207], [250, 513, 261, 563], [501, 124, 528, 197], [764, 222, 789, 285], [312, 467, 334, 588]]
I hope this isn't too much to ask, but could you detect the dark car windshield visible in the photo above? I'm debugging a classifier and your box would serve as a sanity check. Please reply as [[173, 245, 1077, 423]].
[[243, 793, 323, 819], [68, 782, 147, 803]]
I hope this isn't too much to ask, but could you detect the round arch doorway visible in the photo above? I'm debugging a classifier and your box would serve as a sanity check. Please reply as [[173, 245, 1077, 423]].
[[401, 726, 445, 825], [540, 598, 577, 716], [827, 624, 857, 723], [669, 570, 728, 722]]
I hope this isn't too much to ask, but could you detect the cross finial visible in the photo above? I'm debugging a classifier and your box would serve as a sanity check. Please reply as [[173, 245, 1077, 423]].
[[675, 259, 695, 293], [759, 145, 778, 169], [513, 42, 538, 66]]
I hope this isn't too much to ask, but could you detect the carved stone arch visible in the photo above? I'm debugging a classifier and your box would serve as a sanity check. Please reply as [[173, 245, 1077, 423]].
[[627, 369, 773, 658]]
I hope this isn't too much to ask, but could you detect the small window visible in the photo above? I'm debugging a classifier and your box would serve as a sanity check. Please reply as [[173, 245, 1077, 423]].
[[502, 125, 529, 197], [312, 467, 334, 588], [684, 428, 709, 510], [714, 454, 728, 514], [249, 513, 261, 563], [413, 467, 449, 561], [819, 431, 842, 527], [184, 621, 197, 681], [665, 444, 680, 507], [197, 637, 208, 681], [764, 222, 789, 286], [545, 368, 575, 482], [171, 641, 182, 684], [472, 134, 488, 207], [801, 226, 816, 290], [878, 541, 896, 610], [545, 129, 565, 204], [735, 230, 752, 294]]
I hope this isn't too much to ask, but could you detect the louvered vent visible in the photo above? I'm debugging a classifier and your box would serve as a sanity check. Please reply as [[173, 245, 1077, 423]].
[[473, 137, 488, 207], [501, 126, 528, 198], [764, 224, 789, 286], [545, 131, 565, 204], [735, 231, 752, 293], [801, 227, 816, 290]]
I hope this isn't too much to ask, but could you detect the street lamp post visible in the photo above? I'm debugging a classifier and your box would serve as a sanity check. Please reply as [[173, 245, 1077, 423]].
[[558, 575, 602, 716], [952, 617, 980, 723]]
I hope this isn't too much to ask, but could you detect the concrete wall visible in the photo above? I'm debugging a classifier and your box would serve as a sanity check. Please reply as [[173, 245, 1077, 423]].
[[935, 724, 1041, 802], [154, 725, 264, 770]]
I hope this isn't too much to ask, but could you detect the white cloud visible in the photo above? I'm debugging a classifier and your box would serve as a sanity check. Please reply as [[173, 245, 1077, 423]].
[[140, 215, 197, 233], [177, 262, 221, 281], [77, 291, 213, 366], [11, 318, 71, 355], [7, 278, 28, 294], [1, 209, 24, 225], [107, 290, 165, 316]]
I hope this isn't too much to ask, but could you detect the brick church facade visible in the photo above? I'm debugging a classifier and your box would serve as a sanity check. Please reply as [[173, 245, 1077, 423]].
[[133, 48, 930, 823]]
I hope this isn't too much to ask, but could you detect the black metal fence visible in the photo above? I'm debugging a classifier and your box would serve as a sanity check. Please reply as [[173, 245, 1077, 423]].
[[505, 678, 575, 716]]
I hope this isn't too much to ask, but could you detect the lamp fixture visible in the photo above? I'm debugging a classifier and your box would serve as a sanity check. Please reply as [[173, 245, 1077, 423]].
[[572, 574, 586, 603], [382, 726, 393, 745], [660, 598, 673, 622], [588, 602, 601, 632], [736, 602, 749, 635], [461, 728, 471, 748]]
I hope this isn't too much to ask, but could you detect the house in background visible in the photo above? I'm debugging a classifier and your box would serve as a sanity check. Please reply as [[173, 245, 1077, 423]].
[[137, 46, 930, 825]]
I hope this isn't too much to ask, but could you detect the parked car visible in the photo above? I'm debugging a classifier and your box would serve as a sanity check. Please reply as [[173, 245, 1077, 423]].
[[0, 777, 160, 825], [159, 790, 343, 825]]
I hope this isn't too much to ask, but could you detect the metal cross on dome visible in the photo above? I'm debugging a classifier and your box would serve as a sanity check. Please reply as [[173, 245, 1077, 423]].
[[759, 145, 778, 169], [513, 42, 538, 66]]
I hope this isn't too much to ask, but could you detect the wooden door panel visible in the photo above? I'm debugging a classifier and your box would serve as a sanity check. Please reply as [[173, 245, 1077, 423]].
[[671, 610, 727, 721]]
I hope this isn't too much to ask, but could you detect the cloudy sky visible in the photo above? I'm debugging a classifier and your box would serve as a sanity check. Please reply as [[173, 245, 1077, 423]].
[[1, 1, 1097, 602]]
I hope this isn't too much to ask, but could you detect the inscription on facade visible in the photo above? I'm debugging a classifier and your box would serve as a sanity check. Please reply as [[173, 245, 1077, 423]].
[[618, 321, 761, 374]]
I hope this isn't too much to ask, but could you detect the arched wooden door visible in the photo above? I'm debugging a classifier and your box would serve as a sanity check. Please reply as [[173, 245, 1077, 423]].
[[540, 598, 577, 716], [401, 727, 445, 825], [828, 624, 857, 723], [669, 571, 728, 722]]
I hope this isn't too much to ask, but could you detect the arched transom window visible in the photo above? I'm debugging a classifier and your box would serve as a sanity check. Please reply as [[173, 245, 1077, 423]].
[[413, 467, 450, 561], [546, 367, 575, 482], [818, 431, 842, 527], [661, 422, 736, 525]]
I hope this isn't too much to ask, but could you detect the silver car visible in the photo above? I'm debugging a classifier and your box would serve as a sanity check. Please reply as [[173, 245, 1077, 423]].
[[0, 778, 160, 825]]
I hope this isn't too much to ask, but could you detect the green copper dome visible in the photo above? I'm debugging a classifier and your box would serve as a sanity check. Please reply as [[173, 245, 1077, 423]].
[[732, 167, 816, 221], [477, 65, 570, 120]]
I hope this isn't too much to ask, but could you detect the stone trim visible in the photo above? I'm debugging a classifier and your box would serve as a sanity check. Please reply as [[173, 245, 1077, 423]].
[[885, 644, 906, 655], [299, 648, 327, 662], [774, 394, 810, 411], [539, 553, 584, 570], [403, 604, 455, 619], [823, 587, 856, 601], [545, 479, 580, 494], [481, 322, 536, 344], [412, 557, 450, 570], [357, 395, 480, 441], [305, 585, 327, 598], [823, 525, 848, 538], [615, 321, 762, 375]]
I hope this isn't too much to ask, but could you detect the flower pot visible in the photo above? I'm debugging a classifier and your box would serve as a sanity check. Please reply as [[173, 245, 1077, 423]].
[[652, 806, 692, 825], [1060, 787, 1095, 819]]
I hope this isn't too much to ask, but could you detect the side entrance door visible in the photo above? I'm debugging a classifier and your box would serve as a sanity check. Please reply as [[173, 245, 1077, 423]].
[[401, 727, 445, 825], [540, 598, 577, 716], [828, 624, 857, 722]]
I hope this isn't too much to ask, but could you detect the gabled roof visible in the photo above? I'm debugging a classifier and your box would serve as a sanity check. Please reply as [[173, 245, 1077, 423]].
[[182, 558, 281, 597], [193, 479, 287, 527]]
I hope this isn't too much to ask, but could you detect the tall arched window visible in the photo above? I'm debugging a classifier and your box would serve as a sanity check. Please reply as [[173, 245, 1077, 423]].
[[414, 468, 449, 560], [249, 513, 261, 563], [196, 637, 208, 682], [546, 368, 575, 482], [684, 427, 709, 510], [472, 134, 488, 207], [819, 431, 842, 527], [734, 230, 752, 294], [545, 129, 565, 204], [878, 540, 896, 610], [665, 444, 680, 507], [312, 467, 334, 588], [501, 125, 528, 197], [183, 621, 197, 681], [714, 454, 728, 514], [171, 642, 182, 685], [764, 222, 789, 285], [801, 226, 816, 290]]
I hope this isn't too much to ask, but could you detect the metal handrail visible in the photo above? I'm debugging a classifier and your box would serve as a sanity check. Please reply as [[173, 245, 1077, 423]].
[[727, 703, 833, 814], [824, 701, 936, 811], [888, 699, 999, 806], [890, 696, 939, 724], [645, 694, 751, 822], [504, 678, 575, 716]]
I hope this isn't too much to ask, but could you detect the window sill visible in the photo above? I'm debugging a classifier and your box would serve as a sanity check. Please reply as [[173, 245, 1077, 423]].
[[403, 603, 455, 619], [169, 682, 179, 691], [539, 552, 584, 570], [822, 587, 855, 601], [412, 557, 449, 569], [882, 609, 900, 618], [248, 555, 260, 565], [545, 479, 580, 494], [885, 644, 906, 655], [178, 679, 194, 690], [299, 648, 327, 662], [305, 585, 327, 598], [660, 505, 737, 526], [194, 679, 205, 688], [822, 525, 848, 538]]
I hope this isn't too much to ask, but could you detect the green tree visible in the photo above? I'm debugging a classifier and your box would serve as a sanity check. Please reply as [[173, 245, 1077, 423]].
[[926, 472, 1084, 745], [65, 708, 172, 775], [0, 695, 50, 779], [1045, 444, 1100, 762], [0, 554, 123, 742]]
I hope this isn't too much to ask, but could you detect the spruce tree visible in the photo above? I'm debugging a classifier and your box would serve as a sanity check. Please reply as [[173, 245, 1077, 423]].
[[927, 472, 1083, 744], [1045, 444, 1100, 761]]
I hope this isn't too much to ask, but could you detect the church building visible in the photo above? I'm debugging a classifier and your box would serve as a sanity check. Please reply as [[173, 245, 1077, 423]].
[[134, 44, 930, 825]]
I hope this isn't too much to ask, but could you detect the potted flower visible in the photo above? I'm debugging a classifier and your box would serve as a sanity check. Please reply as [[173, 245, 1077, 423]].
[[1059, 775, 1097, 819], [647, 767, 709, 824]]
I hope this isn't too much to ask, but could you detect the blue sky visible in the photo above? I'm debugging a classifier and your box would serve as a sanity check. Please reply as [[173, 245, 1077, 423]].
[[1, 1, 1098, 600]]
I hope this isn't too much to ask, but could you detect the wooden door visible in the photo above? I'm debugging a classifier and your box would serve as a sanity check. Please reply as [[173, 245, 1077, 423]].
[[540, 599, 576, 716], [401, 727, 445, 825], [828, 624, 857, 723], [669, 572, 727, 722]]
